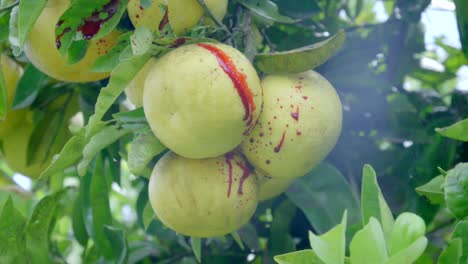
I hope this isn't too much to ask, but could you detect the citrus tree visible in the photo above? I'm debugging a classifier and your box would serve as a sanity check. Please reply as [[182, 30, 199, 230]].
[[0, 0, 467, 263]]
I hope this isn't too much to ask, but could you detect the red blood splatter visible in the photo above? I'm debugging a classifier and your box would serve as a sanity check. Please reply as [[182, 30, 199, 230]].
[[235, 160, 252, 195], [274, 131, 286, 153], [169, 37, 189, 48], [224, 153, 235, 198], [56, 0, 121, 48], [296, 130, 302, 136], [291, 106, 299, 121], [259, 132, 264, 137], [197, 43, 256, 134], [158, 7, 169, 31], [295, 85, 302, 89], [302, 96, 308, 100]]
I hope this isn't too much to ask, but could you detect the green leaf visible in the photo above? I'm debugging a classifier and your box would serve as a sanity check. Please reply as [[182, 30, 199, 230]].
[[255, 30, 346, 74], [0, 0, 18, 10], [231, 231, 245, 250], [444, 163, 468, 219], [389, 212, 426, 256], [415, 175, 445, 204], [238, 0, 295, 24], [113, 107, 146, 123], [191, 237, 202, 263], [452, 220, 468, 263], [89, 155, 114, 259], [361, 164, 394, 244], [349, 218, 388, 264], [438, 238, 463, 264], [55, 0, 128, 55], [0, 11, 11, 42], [309, 211, 347, 264], [454, 0, 468, 56], [25, 189, 68, 264], [8, 6, 20, 55], [91, 32, 132, 72], [17, 0, 46, 49], [72, 191, 89, 246], [274, 250, 325, 264], [78, 125, 132, 176], [436, 119, 468, 142], [0, 197, 27, 263], [103, 226, 129, 264], [286, 163, 360, 233], [0, 58, 6, 121], [385, 237, 428, 264], [269, 200, 296, 257], [128, 130, 166, 177], [11, 63, 45, 109], [40, 129, 86, 179], [66, 39, 88, 65], [86, 53, 150, 137], [131, 26, 154, 56]]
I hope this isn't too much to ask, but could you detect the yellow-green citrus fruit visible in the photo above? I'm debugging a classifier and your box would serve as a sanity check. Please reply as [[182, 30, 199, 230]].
[[257, 172, 293, 201], [148, 151, 258, 237], [240, 71, 342, 179], [127, 0, 166, 31], [0, 54, 27, 139], [143, 43, 262, 158], [23, 0, 120, 82], [2, 113, 71, 179], [168, 0, 228, 35], [125, 58, 157, 107]]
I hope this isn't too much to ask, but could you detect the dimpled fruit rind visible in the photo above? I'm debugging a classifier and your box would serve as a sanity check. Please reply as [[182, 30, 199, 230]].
[[257, 172, 294, 201], [240, 70, 342, 179], [125, 58, 157, 107], [23, 0, 120, 82], [143, 43, 262, 159], [148, 151, 258, 237]]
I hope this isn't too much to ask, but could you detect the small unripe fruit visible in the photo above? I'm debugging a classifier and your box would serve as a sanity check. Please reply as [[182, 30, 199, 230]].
[[257, 172, 293, 201], [240, 71, 342, 179], [125, 58, 157, 107], [148, 151, 258, 237], [0, 54, 27, 139], [144, 43, 262, 158], [24, 0, 120, 82]]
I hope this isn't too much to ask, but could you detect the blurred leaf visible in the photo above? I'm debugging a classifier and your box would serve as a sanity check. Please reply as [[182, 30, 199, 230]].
[[308, 211, 347, 264], [274, 250, 325, 264], [237, 223, 261, 252], [40, 129, 86, 179], [238, 0, 295, 24], [255, 30, 346, 74], [230, 231, 244, 250], [128, 130, 166, 177], [87, 53, 150, 137], [0, 60, 6, 121], [452, 220, 468, 263], [92, 32, 132, 72], [268, 200, 296, 258], [103, 226, 129, 264], [415, 176, 445, 204], [286, 163, 360, 233], [454, 0, 468, 56], [8, 6, 20, 55], [0, 0, 17, 10], [17, 0, 46, 49], [444, 163, 468, 219], [385, 237, 427, 264], [0, 197, 26, 263], [191, 237, 202, 263], [66, 39, 88, 65], [78, 125, 131, 176], [113, 107, 146, 123], [389, 213, 426, 256], [25, 189, 68, 264], [436, 119, 468, 142], [131, 26, 154, 56], [361, 164, 394, 243], [0, 11, 11, 42], [72, 191, 89, 246], [11, 63, 45, 109], [349, 218, 388, 264], [55, 0, 128, 55], [438, 238, 463, 264]]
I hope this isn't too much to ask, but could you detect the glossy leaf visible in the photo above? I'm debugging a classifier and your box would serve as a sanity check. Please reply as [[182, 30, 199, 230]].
[[274, 250, 324, 264], [17, 0, 46, 49], [0, 197, 26, 263], [286, 163, 360, 233], [0, 0, 17, 10], [415, 175, 445, 204], [444, 163, 468, 219], [11, 63, 45, 109], [436, 119, 468, 142], [349, 218, 388, 264], [238, 0, 295, 24], [361, 164, 394, 243], [255, 30, 345, 74], [389, 212, 426, 256], [384, 237, 427, 264], [452, 220, 468, 263], [438, 238, 463, 264], [309, 211, 347, 264], [128, 130, 166, 177]]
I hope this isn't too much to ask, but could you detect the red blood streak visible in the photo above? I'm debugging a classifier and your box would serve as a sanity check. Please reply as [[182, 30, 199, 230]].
[[274, 131, 286, 153], [197, 43, 256, 134], [296, 130, 302, 136], [235, 161, 252, 195], [56, 0, 120, 48], [224, 153, 235, 198], [291, 106, 299, 121], [302, 96, 308, 100], [159, 8, 169, 31]]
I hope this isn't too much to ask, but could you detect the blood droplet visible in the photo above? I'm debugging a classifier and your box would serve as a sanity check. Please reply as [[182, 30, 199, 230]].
[[291, 105, 299, 121], [274, 131, 286, 153]]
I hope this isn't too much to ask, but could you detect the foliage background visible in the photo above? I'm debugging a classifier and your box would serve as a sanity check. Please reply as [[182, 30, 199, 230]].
[[0, 0, 467, 263]]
